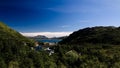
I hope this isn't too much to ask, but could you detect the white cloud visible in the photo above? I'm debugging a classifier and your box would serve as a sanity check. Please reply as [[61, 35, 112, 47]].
[[61, 25, 71, 28], [47, 0, 120, 13], [20, 32, 73, 38]]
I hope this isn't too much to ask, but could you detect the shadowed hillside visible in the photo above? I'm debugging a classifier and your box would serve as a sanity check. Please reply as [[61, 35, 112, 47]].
[[59, 26, 120, 45]]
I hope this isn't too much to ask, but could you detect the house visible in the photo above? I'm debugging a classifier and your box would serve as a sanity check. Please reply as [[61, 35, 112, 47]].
[[44, 47, 54, 56], [35, 45, 42, 51], [35, 42, 39, 47], [34, 42, 43, 51], [49, 50, 54, 56]]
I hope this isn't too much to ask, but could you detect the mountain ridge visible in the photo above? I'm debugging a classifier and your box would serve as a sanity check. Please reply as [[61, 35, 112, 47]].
[[59, 26, 120, 45]]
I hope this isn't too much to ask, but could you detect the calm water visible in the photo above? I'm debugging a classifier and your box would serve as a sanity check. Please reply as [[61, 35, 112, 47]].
[[35, 39, 62, 43]]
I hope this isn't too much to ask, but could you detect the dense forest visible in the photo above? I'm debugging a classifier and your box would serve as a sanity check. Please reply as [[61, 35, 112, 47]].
[[1, 22, 120, 68]]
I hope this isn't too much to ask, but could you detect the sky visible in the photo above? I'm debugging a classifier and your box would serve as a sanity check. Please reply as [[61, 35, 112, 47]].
[[1, 0, 120, 37]]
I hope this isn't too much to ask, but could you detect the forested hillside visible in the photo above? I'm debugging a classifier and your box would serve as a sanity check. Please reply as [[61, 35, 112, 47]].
[[59, 26, 120, 45], [0, 22, 34, 43]]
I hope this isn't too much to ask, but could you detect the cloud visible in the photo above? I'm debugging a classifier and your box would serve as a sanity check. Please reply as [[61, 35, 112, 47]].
[[20, 32, 72, 38], [61, 25, 71, 28], [46, 0, 100, 13], [47, 0, 120, 14]]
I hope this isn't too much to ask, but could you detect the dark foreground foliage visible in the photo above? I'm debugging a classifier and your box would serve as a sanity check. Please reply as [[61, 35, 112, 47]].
[[2, 43, 120, 68], [52, 44, 120, 68]]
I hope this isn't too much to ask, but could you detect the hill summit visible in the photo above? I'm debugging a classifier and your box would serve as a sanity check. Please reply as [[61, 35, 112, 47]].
[[59, 26, 120, 45], [0, 22, 33, 42]]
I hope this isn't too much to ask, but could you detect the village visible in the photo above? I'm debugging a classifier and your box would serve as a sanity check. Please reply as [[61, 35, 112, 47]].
[[31, 41, 56, 56]]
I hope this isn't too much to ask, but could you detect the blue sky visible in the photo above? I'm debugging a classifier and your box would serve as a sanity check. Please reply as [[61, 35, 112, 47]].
[[0, 0, 120, 37]]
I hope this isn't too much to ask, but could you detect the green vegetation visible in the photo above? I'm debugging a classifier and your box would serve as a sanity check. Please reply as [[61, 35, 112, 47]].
[[53, 44, 120, 68], [1, 23, 120, 68], [0, 22, 34, 45], [59, 26, 120, 45]]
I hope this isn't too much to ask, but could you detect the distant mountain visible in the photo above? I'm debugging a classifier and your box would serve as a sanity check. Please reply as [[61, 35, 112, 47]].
[[34, 35, 48, 39], [59, 26, 120, 45], [28, 35, 48, 39]]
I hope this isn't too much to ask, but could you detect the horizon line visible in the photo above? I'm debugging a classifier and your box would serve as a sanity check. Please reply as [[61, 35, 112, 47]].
[[20, 32, 73, 38]]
